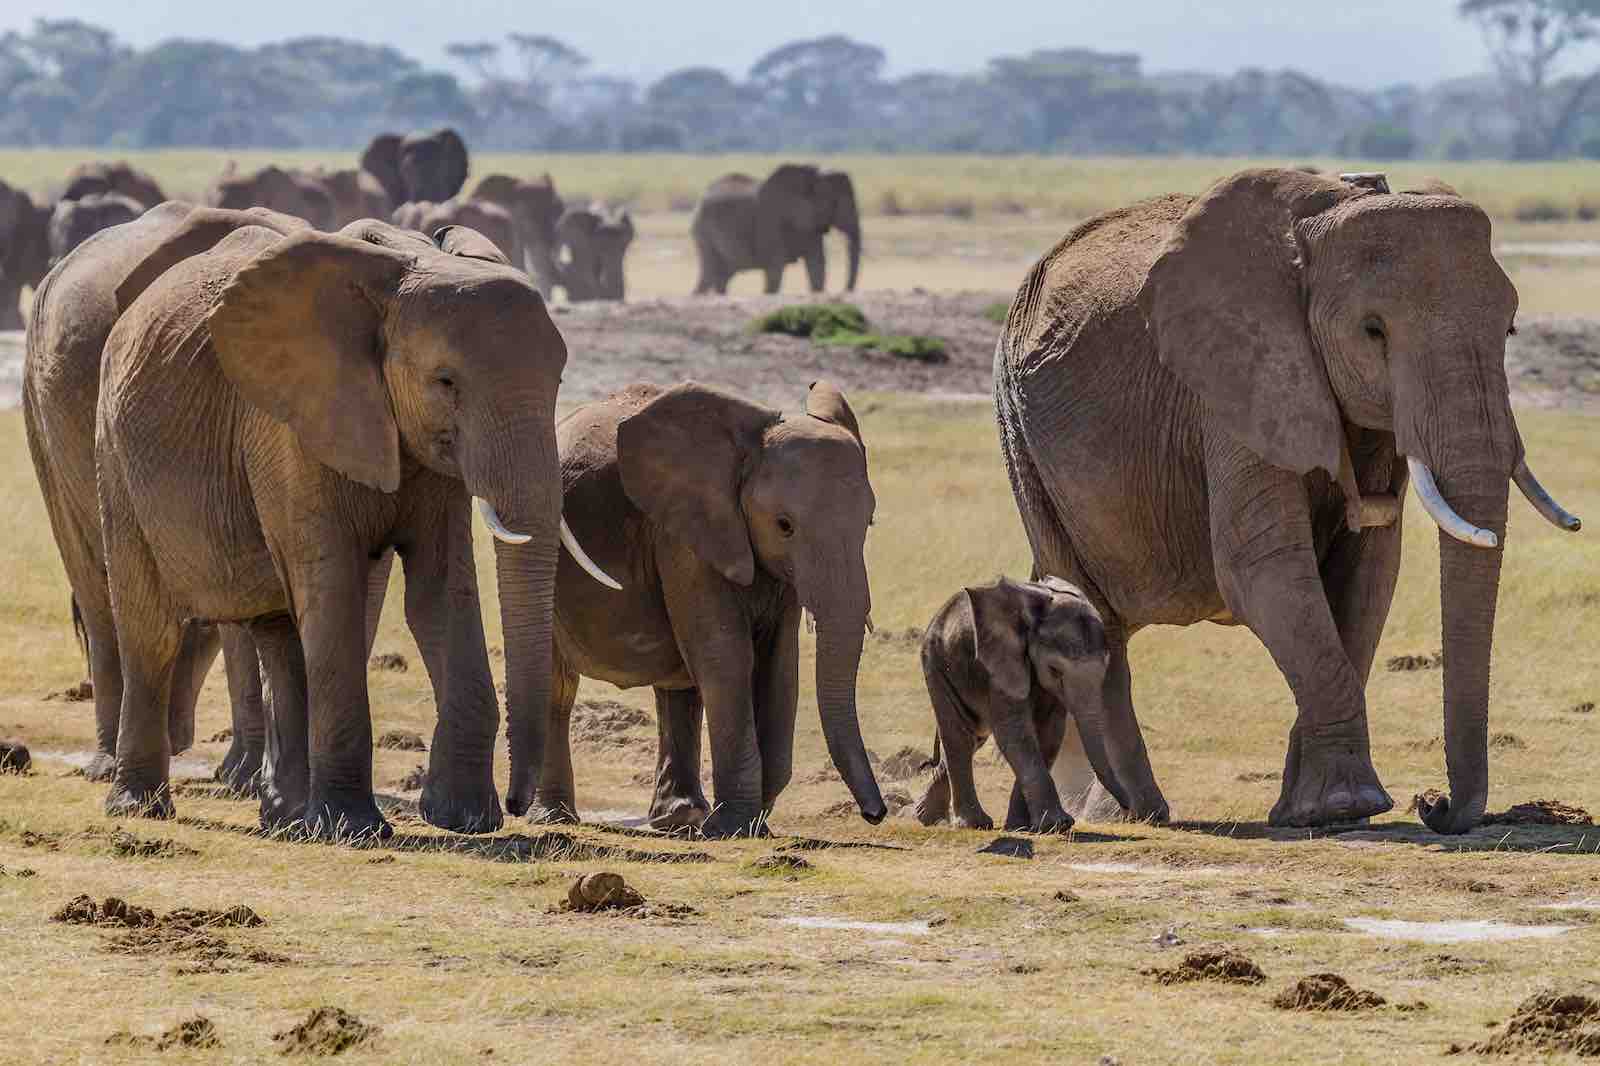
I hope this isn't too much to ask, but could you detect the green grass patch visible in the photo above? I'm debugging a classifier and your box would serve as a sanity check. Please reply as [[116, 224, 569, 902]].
[[752, 303, 949, 362], [824, 331, 949, 363], [982, 300, 1011, 325]]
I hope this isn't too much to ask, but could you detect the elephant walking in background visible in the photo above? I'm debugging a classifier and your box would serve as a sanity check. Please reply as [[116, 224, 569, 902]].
[[473, 173, 565, 296], [361, 128, 470, 206], [691, 164, 860, 295], [556, 204, 633, 302], [59, 161, 167, 212], [47, 193, 145, 267], [994, 168, 1581, 833], [541, 381, 887, 837], [207, 164, 337, 229], [0, 177, 51, 329]]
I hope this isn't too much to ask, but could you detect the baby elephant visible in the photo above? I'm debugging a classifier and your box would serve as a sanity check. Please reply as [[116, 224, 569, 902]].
[[915, 577, 1132, 833]]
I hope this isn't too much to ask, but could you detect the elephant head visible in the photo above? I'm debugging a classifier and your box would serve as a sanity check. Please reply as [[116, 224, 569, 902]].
[[758, 165, 861, 292], [473, 173, 565, 295], [60, 161, 167, 211], [48, 193, 145, 267], [359, 132, 407, 207], [0, 177, 51, 329], [556, 205, 634, 302], [318, 167, 392, 228], [206, 165, 336, 230], [1139, 168, 1580, 834], [399, 128, 470, 204], [393, 199, 518, 268], [616, 380, 886, 823]]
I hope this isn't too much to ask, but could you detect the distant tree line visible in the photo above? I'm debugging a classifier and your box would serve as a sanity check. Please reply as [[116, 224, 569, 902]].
[[3, 6, 1600, 159]]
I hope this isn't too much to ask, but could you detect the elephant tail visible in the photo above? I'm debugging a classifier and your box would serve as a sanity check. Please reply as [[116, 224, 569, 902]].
[[71, 595, 89, 669]]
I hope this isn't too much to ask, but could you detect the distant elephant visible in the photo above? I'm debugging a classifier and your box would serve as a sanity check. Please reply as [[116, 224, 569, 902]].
[[92, 215, 616, 837], [691, 164, 861, 295], [914, 577, 1126, 834], [542, 381, 887, 837], [48, 193, 145, 266], [0, 177, 51, 329], [206, 164, 336, 229], [472, 173, 564, 296], [400, 128, 470, 204], [393, 199, 518, 267], [994, 168, 1581, 834], [557, 204, 633, 302], [359, 133, 407, 206], [316, 167, 392, 229], [60, 161, 167, 211]]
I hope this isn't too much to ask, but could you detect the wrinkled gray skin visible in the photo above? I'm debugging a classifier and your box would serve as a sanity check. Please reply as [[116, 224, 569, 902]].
[[691, 164, 861, 294], [400, 128, 470, 204], [359, 133, 408, 207], [546, 380, 887, 837], [914, 577, 1129, 834], [206, 164, 336, 230], [556, 204, 634, 302], [393, 199, 519, 269], [59, 161, 167, 211], [0, 177, 51, 330], [48, 193, 145, 267], [93, 216, 574, 840], [473, 174, 564, 297], [995, 168, 1579, 833]]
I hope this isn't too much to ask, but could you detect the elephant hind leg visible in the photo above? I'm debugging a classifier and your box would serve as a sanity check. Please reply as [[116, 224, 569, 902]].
[[250, 615, 309, 831], [215, 624, 266, 797], [648, 686, 709, 831], [74, 590, 123, 782], [914, 746, 952, 826]]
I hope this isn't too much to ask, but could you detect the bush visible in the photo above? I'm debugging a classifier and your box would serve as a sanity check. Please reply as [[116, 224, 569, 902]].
[[1349, 122, 1416, 161], [1513, 198, 1572, 223], [752, 304, 868, 339], [982, 300, 1011, 325], [1580, 137, 1600, 161], [825, 331, 950, 363]]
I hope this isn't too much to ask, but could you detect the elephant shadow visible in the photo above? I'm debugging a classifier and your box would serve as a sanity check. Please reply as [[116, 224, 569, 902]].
[[1170, 818, 1600, 855]]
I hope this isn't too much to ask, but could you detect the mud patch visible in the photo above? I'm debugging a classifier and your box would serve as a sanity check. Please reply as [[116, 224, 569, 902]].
[[396, 765, 426, 791], [1345, 918, 1572, 943], [0, 738, 31, 772], [43, 680, 93, 702], [978, 835, 1035, 859], [570, 699, 654, 748], [369, 652, 408, 673], [274, 1007, 378, 1056], [1144, 950, 1266, 986], [878, 746, 931, 780], [778, 916, 934, 936], [1272, 973, 1387, 1011], [1468, 991, 1600, 1056], [375, 729, 425, 751], [106, 1016, 220, 1051], [109, 828, 199, 859], [1387, 651, 1443, 672], [1482, 799, 1593, 826]]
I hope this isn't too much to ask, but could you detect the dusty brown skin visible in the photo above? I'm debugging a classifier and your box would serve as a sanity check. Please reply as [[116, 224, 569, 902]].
[[556, 204, 634, 302], [691, 164, 861, 294], [205, 164, 336, 229], [93, 218, 570, 839], [393, 199, 519, 269], [0, 177, 51, 329], [914, 576, 1135, 833], [545, 381, 886, 837], [59, 161, 167, 211], [994, 168, 1578, 833], [472, 173, 565, 297]]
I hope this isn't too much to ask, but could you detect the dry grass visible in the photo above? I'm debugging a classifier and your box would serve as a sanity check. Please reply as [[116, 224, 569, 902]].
[[2, 397, 1599, 1064]]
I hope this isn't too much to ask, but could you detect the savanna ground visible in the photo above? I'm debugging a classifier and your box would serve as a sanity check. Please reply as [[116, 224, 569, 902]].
[[0, 153, 1598, 1064]]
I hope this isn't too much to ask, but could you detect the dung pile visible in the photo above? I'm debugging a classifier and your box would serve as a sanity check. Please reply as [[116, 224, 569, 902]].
[[375, 729, 425, 751], [1144, 950, 1266, 986], [0, 738, 30, 772], [1482, 800, 1593, 827], [1272, 973, 1387, 1012], [273, 1007, 378, 1056], [106, 1016, 220, 1051], [1468, 991, 1600, 1056], [565, 872, 645, 912]]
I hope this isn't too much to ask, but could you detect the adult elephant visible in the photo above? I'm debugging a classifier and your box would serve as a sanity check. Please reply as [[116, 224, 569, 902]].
[[393, 199, 518, 267], [359, 133, 407, 207], [206, 164, 336, 230], [556, 204, 633, 302], [400, 128, 470, 204], [993, 168, 1581, 833], [317, 168, 392, 229], [473, 173, 564, 296], [60, 161, 167, 211], [691, 164, 860, 295], [541, 380, 887, 837], [1, 178, 51, 329], [93, 215, 616, 837], [47, 193, 145, 267]]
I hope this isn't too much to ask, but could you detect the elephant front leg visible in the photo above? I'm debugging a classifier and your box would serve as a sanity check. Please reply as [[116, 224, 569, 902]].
[[923, 658, 992, 830], [526, 655, 580, 825], [214, 625, 267, 797], [249, 616, 309, 831], [648, 687, 709, 831], [754, 601, 802, 820], [802, 241, 826, 293], [991, 698, 1072, 834]]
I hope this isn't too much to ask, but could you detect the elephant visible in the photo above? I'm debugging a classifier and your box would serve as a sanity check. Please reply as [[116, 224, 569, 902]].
[[91, 214, 617, 837], [914, 576, 1126, 834], [60, 161, 167, 211], [359, 133, 407, 207], [316, 167, 393, 229], [556, 204, 633, 302], [393, 199, 518, 268], [993, 168, 1581, 834], [401, 128, 470, 204], [1, 177, 51, 329], [541, 380, 888, 837], [472, 173, 564, 296], [48, 193, 145, 267], [206, 164, 336, 230], [691, 164, 861, 295]]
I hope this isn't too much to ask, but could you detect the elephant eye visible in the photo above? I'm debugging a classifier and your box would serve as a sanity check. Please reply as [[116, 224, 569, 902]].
[[433, 370, 457, 391], [1361, 317, 1386, 343], [776, 515, 795, 538]]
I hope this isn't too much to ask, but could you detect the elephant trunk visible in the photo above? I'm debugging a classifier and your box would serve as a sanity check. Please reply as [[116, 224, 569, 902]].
[[812, 589, 887, 824]]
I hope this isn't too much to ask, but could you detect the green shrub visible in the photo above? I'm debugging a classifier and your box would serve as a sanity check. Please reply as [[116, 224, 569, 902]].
[[824, 331, 950, 364], [752, 303, 868, 339], [982, 300, 1011, 325]]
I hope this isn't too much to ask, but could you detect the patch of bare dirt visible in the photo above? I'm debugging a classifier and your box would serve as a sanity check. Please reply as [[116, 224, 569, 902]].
[[368, 652, 408, 673], [396, 765, 427, 791], [1482, 800, 1594, 826], [43, 680, 93, 702], [1273, 973, 1388, 1011], [274, 1007, 378, 1056], [570, 699, 653, 748], [1387, 652, 1443, 672], [0, 739, 29, 773], [878, 746, 931, 781], [109, 828, 199, 859], [375, 729, 425, 751], [208, 727, 233, 742], [1467, 991, 1600, 1056], [1504, 315, 1600, 413], [1144, 949, 1267, 986], [106, 1017, 220, 1051]]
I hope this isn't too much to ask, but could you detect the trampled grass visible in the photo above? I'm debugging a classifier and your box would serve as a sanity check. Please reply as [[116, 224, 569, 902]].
[[1, 396, 1598, 1064]]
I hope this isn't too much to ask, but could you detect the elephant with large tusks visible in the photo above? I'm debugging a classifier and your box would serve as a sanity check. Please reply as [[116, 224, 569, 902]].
[[89, 212, 616, 839], [691, 164, 861, 295], [993, 168, 1580, 834]]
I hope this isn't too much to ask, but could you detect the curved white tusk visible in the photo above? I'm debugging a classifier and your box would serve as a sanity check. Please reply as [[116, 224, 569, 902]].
[[475, 497, 531, 545], [561, 516, 622, 591], [1513, 458, 1582, 532], [1406, 458, 1498, 549]]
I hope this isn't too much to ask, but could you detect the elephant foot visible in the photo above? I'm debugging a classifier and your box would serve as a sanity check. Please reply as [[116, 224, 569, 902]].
[[104, 779, 174, 820], [648, 791, 708, 832], [1032, 808, 1074, 835], [523, 798, 580, 826], [699, 805, 770, 839], [213, 741, 263, 797], [420, 777, 504, 834], [258, 782, 308, 835], [1269, 729, 1393, 828], [84, 751, 117, 783], [302, 793, 392, 843], [953, 809, 995, 832]]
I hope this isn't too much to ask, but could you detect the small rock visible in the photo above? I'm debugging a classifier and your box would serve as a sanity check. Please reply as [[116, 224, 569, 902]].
[[375, 730, 425, 751], [0, 738, 30, 773], [565, 872, 645, 912], [978, 836, 1034, 859], [369, 652, 408, 673], [397, 765, 427, 791]]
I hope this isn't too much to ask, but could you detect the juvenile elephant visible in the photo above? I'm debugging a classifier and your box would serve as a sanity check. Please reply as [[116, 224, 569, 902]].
[[914, 577, 1128, 834], [472, 173, 564, 296], [48, 193, 145, 266], [93, 215, 615, 837], [691, 164, 860, 294], [994, 168, 1580, 833], [541, 381, 887, 837], [393, 199, 518, 267], [0, 177, 51, 329], [206, 164, 336, 230], [556, 204, 633, 302]]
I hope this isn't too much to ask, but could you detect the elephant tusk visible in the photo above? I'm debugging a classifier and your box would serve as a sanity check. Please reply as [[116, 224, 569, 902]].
[[1513, 458, 1582, 532], [561, 516, 623, 591], [1406, 458, 1498, 549], [474, 497, 531, 545]]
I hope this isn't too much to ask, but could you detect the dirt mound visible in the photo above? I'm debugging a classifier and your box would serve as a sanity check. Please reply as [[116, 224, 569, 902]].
[[109, 829, 199, 858], [1387, 652, 1443, 672], [1273, 973, 1387, 1011], [570, 699, 653, 747], [879, 746, 931, 780], [274, 1007, 378, 1056], [208, 728, 233, 742], [43, 680, 93, 702], [55, 896, 275, 970], [369, 652, 408, 673], [0, 739, 30, 773], [1145, 950, 1266, 986], [397, 765, 427, 791], [106, 1016, 220, 1051], [565, 872, 645, 911], [1482, 800, 1594, 826], [53, 895, 156, 928], [375, 730, 425, 751], [1469, 991, 1600, 1056]]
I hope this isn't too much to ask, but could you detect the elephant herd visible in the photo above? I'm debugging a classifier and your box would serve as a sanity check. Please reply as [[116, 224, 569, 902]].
[[13, 162, 1579, 843]]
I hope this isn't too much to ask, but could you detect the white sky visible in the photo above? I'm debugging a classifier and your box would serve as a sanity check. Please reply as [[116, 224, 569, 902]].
[[6, 0, 1597, 88]]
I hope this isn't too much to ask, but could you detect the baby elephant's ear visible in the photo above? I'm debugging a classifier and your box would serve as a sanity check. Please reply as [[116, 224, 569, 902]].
[[805, 379, 864, 448], [965, 581, 1041, 703]]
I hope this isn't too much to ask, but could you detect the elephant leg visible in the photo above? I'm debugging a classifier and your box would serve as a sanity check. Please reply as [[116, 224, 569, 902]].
[[166, 621, 221, 757], [215, 625, 266, 796], [1007, 705, 1071, 832], [249, 615, 309, 831], [648, 687, 709, 831], [762, 263, 784, 295], [913, 753, 952, 826], [364, 548, 394, 656], [990, 697, 1071, 834], [78, 593, 123, 782], [1051, 712, 1128, 823], [527, 650, 580, 825], [802, 240, 826, 293], [755, 601, 802, 816], [923, 658, 991, 830]]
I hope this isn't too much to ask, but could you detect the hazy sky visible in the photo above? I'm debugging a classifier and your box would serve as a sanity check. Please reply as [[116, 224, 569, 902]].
[[7, 0, 1595, 88]]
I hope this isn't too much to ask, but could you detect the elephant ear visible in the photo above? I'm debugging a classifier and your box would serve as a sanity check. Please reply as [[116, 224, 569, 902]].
[[805, 380, 864, 449], [1403, 178, 1461, 197], [209, 230, 413, 493], [759, 164, 822, 232], [966, 579, 1045, 704], [1139, 168, 1364, 478], [338, 217, 435, 254], [116, 205, 307, 313], [436, 128, 470, 200], [434, 224, 511, 266], [360, 133, 406, 207], [617, 382, 780, 586]]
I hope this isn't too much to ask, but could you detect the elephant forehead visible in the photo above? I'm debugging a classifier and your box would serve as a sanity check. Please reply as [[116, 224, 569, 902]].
[[396, 272, 561, 362]]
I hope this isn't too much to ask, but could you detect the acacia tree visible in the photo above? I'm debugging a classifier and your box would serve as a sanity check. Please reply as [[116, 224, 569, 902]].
[[1460, 0, 1600, 156]]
